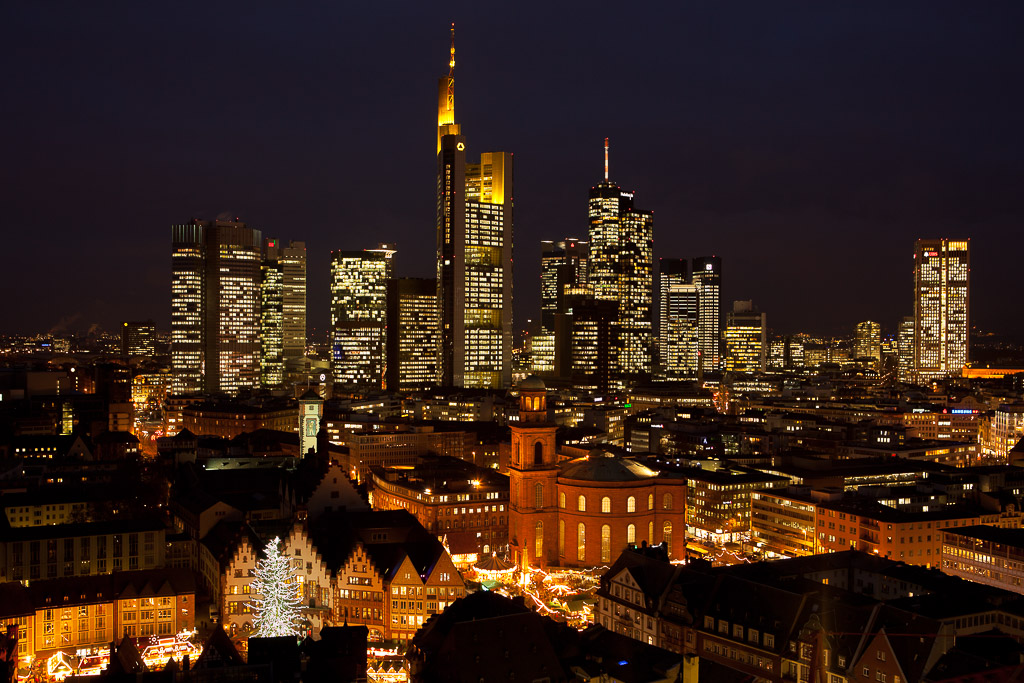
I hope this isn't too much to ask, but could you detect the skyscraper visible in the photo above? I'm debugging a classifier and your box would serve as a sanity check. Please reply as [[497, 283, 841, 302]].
[[914, 239, 970, 381], [657, 258, 689, 377], [854, 320, 882, 364], [587, 139, 654, 385], [691, 256, 722, 373], [386, 278, 440, 392], [539, 239, 589, 375], [436, 27, 514, 389], [121, 320, 156, 357], [279, 241, 307, 364], [171, 219, 261, 395], [724, 300, 766, 373], [661, 284, 700, 380], [330, 244, 395, 389], [260, 241, 284, 387], [897, 316, 915, 383]]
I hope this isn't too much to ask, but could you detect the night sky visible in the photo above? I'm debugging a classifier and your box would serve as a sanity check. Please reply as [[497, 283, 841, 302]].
[[4, 2, 1023, 339]]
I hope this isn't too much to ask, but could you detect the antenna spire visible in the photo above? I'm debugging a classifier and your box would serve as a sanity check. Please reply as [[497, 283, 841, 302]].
[[449, 23, 456, 78], [604, 137, 609, 182]]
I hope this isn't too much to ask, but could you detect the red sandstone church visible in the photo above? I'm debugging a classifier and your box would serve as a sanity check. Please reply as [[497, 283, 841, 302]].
[[508, 376, 687, 568]]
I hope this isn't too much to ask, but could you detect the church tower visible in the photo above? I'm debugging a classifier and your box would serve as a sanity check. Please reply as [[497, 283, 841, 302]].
[[299, 389, 323, 458], [508, 376, 558, 568]]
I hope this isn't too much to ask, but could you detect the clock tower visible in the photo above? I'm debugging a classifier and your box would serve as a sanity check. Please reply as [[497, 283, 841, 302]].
[[508, 376, 558, 569], [299, 388, 323, 458]]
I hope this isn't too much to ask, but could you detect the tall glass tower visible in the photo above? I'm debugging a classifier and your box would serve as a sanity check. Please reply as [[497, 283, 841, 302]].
[[914, 239, 970, 380]]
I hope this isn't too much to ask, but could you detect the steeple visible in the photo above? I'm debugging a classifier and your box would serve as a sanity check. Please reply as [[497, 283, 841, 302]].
[[437, 23, 460, 153]]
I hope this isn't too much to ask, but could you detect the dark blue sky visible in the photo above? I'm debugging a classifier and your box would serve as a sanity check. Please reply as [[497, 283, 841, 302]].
[[3, 2, 1022, 338]]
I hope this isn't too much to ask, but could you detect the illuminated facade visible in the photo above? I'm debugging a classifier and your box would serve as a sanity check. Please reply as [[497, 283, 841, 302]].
[[914, 239, 970, 380], [854, 320, 881, 363], [386, 278, 440, 392], [279, 241, 307, 363], [724, 300, 766, 373], [260, 241, 284, 387], [897, 316, 915, 382], [587, 140, 654, 385], [691, 256, 722, 373], [120, 320, 155, 357], [540, 238, 589, 374], [330, 245, 395, 389], [508, 377, 686, 569], [662, 284, 700, 380], [436, 29, 513, 389], [171, 219, 262, 395]]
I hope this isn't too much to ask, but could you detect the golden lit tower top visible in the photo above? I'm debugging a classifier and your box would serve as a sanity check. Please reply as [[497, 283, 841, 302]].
[[437, 23, 461, 152]]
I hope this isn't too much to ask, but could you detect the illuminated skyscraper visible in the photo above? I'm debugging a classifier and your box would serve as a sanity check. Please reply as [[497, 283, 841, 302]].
[[587, 139, 654, 385], [260, 240, 284, 387], [897, 316, 915, 383], [330, 244, 395, 389], [539, 239, 588, 375], [724, 300, 766, 373], [691, 256, 722, 373], [854, 320, 882, 364], [279, 241, 307, 363], [657, 258, 688, 377], [386, 278, 440, 392], [662, 284, 700, 380], [436, 27, 513, 389], [914, 239, 970, 380], [121, 320, 156, 357], [171, 219, 261, 395]]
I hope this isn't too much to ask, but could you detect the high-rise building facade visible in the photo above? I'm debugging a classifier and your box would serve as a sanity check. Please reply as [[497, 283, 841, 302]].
[[897, 316, 915, 383], [436, 28, 513, 389], [386, 278, 440, 392], [279, 241, 307, 363], [724, 300, 766, 373], [854, 320, 882, 364], [540, 239, 589, 334], [691, 256, 722, 373], [330, 245, 395, 389], [171, 219, 261, 395], [260, 242, 284, 387], [914, 239, 970, 381], [587, 140, 654, 385], [121, 320, 156, 357], [657, 258, 689, 378], [661, 284, 700, 380]]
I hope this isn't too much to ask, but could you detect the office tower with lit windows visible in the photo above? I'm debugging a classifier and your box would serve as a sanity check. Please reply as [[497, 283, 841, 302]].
[[386, 278, 440, 392], [724, 300, 766, 372], [661, 284, 700, 380], [330, 244, 395, 389], [436, 27, 513, 389], [657, 258, 689, 377], [898, 316, 915, 383], [854, 320, 882, 364], [691, 256, 722, 373], [565, 295, 617, 394], [171, 219, 261, 395], [121, 320, 156, 357], [587, 139, 654, 385], [914, 239, 970, 381], [260, 241, 284, 387], [279, 241, 307, 363], [539, 239, 589, 375]]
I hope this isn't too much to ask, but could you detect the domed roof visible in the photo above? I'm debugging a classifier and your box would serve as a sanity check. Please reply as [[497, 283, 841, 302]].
[[559, 449, 658, 482], [519, 375, 546, 391]]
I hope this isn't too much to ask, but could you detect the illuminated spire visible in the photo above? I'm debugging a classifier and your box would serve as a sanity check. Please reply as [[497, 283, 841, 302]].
[[604, 137, 609, 182], [437, 23, 460, 153]]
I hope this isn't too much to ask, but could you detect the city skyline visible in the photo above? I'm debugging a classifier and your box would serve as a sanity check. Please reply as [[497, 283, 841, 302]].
[[4, 4, 1023, 339]]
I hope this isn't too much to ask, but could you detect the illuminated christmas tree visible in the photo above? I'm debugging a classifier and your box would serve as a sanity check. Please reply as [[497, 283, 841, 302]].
[[247, 537, 303, 638]]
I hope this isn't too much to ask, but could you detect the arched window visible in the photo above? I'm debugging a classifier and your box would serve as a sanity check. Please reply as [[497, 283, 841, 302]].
[[534, 483, 544, 509], [534, 441, 543, 465], [648, 493, 654, 510], [663, 521, 673, 554], [483, 544, 490, 554], [601, 525, 612, 563], [627, 496, 636, 513], [535, 521, 544, 561], [648, 521, 654, 545], [577, 523, 586, 562], [601, 497, 611, 513], [559, 520, 565, 556], [578, 495, 586, 512], [559, 492, 566, 509], [627, 524, 636, 544], [663, 493, 673, 511]]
